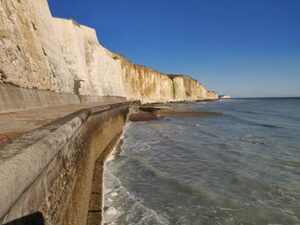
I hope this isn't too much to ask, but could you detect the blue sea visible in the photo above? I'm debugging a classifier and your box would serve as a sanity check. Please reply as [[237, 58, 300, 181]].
[[104, 98, 300, 225]]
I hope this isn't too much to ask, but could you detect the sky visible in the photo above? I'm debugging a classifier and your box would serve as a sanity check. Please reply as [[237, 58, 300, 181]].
[[49, 0, 300, 97]]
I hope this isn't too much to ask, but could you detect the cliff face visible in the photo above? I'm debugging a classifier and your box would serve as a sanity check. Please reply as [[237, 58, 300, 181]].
[[116, 55, 174, 103], [0, 0, 218, 103], [0, 0, 74, 93], [170, 75, 209, 101], [52, 18, 125, 97], [114, 55, 218, 103]]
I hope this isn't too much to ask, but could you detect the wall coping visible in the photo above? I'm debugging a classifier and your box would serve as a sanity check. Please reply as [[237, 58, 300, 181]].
[[0, 102, 130, 220]]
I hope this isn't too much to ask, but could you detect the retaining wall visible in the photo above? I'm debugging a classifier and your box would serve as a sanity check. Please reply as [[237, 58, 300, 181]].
[[0, 84, 126, 113], [0, 102, 130, 225]]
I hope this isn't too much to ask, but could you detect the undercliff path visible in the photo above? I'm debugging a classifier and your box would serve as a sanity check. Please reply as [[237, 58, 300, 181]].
[[0, 101, 123, 145]]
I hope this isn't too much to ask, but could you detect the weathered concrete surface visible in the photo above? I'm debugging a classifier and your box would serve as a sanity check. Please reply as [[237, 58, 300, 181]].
[[0, 96, 126, 145], [0, 84, 80, 113], [0, 84, 126, 113], [0, 102, 130, 225], [87, 130, 122, 225], [60, 105, 128, 225]]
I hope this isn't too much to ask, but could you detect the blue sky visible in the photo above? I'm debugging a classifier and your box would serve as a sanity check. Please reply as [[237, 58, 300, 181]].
[[49, 0, 300, 97]]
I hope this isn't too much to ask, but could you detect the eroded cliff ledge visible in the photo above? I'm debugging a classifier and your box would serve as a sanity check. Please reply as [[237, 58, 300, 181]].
[[0, 0, 217, 105]]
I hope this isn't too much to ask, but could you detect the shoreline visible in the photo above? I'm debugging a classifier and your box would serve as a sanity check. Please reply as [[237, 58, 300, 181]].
[[102, 102, 223, 224], [0, 100, 221, 225], [102, 124, 130, 223], [99, 98, 300, 225]]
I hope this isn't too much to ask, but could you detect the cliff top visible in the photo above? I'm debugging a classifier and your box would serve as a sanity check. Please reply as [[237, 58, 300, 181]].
[[111, 52, 201, 84]]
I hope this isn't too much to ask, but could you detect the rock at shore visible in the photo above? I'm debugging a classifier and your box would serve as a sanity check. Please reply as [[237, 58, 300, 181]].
[[105, 207, 117, 216], [129, 105, 222, 122]]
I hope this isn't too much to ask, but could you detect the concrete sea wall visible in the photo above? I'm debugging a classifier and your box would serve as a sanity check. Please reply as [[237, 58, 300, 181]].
[[0, 84, 126, 113], [0, 102, 129, 225]]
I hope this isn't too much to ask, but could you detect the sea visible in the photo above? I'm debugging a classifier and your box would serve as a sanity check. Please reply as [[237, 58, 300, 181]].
[[103, 98, 300, 225]]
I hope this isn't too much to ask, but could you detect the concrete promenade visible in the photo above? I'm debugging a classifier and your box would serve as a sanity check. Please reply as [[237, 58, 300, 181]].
[[0, 100, 130, 225], [0, 101, 123, 145]]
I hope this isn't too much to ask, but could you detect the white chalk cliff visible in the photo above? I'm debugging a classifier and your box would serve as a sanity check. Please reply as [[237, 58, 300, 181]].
[[0, 0, 218, 103]]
